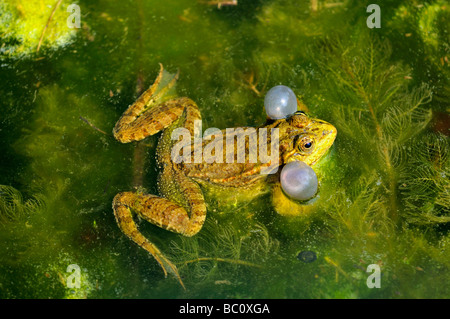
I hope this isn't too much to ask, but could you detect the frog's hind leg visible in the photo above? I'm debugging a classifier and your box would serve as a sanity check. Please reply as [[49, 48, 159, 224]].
[[113, 192, 184, 288], [112, 175, 206, 289], [113, 64, 201, 143]]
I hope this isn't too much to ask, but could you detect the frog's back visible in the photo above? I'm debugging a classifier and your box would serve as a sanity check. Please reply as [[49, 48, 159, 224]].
[[177, 126, 275, 187]]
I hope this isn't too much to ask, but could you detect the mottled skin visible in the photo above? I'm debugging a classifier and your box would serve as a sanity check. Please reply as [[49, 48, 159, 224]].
[[112, 65, 337, 288]]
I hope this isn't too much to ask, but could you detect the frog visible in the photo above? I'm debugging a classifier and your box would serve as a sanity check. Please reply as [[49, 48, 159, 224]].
[[112, 64, 337, 288]]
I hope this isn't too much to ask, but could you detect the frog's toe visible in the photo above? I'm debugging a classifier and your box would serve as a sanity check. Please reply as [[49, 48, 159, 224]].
[[156, 255, 185, 289]]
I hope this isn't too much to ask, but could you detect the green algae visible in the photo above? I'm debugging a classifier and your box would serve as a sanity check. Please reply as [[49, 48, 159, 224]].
[[0, 0, 449, 298], [0, 0, 80, 59]]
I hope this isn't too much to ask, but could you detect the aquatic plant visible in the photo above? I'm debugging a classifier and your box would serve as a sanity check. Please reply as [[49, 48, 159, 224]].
[[400, 133, 449, 224], [170, 219, 278, 283], [0, 185, 43, 225], [388, 0, 450, 103], [0, 0, 448, 298], [0, 0, 80, 59], [313, 32, 434, 224], [0, 185, 95, 298]]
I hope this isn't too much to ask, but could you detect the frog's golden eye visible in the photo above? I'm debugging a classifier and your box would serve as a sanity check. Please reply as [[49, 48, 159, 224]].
[[299, 137, 314, 153]]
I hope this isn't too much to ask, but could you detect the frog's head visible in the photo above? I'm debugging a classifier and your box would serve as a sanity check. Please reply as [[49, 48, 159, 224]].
[[278, 111, 337, 166]]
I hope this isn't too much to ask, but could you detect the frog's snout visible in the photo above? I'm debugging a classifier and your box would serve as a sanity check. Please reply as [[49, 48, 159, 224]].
[[308, 119, 337, 164], [324, 124, 337, 144], [315, 120, 337, 145]]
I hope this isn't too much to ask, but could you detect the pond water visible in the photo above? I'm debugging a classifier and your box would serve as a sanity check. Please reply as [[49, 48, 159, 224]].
[[0, 0, 449, 299]]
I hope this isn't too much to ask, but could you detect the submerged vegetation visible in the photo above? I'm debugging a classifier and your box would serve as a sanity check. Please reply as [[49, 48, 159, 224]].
[[0, 0, 79, 59], [0, 0, 448, 298]]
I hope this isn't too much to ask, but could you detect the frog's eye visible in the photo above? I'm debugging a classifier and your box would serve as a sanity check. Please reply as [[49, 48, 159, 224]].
[[298, 137, 314, 153]]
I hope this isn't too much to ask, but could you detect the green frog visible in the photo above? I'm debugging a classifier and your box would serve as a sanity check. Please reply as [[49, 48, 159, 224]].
[[112, 65, 337, 288]]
